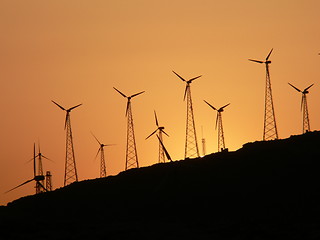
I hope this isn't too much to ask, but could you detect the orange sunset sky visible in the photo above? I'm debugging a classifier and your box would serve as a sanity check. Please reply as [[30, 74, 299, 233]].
[[1, 0, 319, 205]]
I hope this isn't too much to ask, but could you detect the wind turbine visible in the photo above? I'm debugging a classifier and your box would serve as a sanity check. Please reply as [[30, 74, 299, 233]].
[[146, 111, 170, 163], [92, 132, 114, 178], [249, 49, 279, 141], [288, 82, 314, 133], [6, 144, 47, 194], [173, 70, 201, 159], [114, 87, 144, 170], [204, 100, 230, 152], [26, 142, 52, 193], [52, 100, 82, 186], [156, 135, 172, 162]]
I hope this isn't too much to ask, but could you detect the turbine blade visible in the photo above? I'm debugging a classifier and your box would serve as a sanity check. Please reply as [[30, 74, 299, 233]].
[[157, 135, 172, 162], [131, 91, 145, 98], [42, 155, 54, 163], [37, 181, 47, 192], [5, 179, 34, 193], [95, 148, 101, 159], [51, 100, 66, 111], [26, 154, 39, 163], [304, 83, 314, 92], [248, 59, 264, 64], [64, 113, 69, 130], [172, 70, 186, 82], [33, 143, 36, 177], [162, 130, 170, 137], [125, 101, 130, 116], [154, 110, 159, 127], [146, 129, 158, 140], [301, 95, 304, 111], [288, 83, 301, 92], [68, 103, 82, 111], [38, 140, 41, 155], [189, 75, 202, 82], [204, 100, 217, 110], [215, 113, 219, 130], [91, 132, 102, 145], [221, 103, 230, 110], [183, 85, 188, 101], [113, 87, 127, 98], [266, 48, 273, 61]]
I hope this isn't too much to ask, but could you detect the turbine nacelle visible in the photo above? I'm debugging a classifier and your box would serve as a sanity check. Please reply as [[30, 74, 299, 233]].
[[248, 48, 273, 65], [172, 71, 202, 100], [113, 87, 145, 116]]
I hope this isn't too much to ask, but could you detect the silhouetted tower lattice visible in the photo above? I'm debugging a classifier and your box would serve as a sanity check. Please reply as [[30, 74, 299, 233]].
[[146, 111, 170, 163], [45, 171, 52, 191], [288, 83, 314, 134], [33, 143, 51, 194], [5, 144, 47, 194], [92, 133, 114, 178], [52, 100, 82, 186], [114, 87, 144, 170], [204, 100, 230, 152], [249, 49, 279, 141], [173, 71, 201, 159]]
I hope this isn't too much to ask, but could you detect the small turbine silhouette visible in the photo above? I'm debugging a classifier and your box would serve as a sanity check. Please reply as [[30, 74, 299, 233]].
[[204, 100, 230, 152], [92, 132, 114, 178], [288, 82, 314, 133], [26, 142, 53, 193], [146, 111, 170, 163], [6, 144, 47, 194]]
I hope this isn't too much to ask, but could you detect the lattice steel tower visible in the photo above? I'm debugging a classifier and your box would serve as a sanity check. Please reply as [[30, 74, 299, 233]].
[[173, 71, 201, 159], [204, 100, 230, 152], [52, 100, 82, 186], [114, 87, 144, 170], [45, 171, 52, 191], [33, 143, 51, 193], [146, 111, 170, 163], [92, 133, 114, 178], [288, 83, 314, 134], [249, 49, 279, 141]]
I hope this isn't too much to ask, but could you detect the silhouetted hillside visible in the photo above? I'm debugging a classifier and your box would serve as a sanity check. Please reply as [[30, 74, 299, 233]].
[[1, 131, 320, 239]]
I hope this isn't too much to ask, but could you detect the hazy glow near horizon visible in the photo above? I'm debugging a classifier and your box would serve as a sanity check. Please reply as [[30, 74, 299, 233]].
[[0, 0, 319, 205]]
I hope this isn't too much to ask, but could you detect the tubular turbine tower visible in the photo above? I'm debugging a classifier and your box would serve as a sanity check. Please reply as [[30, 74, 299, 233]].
[[173, 71, 201, 159], [114, 87, 144, 170], [249, 49, 279, 141], [52, 100, 82, 186], [288, 82, 314, 134]]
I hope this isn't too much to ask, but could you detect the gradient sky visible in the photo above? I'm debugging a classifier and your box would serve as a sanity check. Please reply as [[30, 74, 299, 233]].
[[1, 0, 319, 205]]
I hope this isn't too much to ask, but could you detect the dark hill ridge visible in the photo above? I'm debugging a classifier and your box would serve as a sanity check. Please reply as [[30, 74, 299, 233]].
[[1, 131, 320, 239]]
